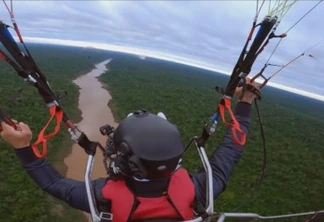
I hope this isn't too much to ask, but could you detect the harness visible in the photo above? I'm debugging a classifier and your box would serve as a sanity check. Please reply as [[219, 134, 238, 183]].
[[101, 168, 196, 222]]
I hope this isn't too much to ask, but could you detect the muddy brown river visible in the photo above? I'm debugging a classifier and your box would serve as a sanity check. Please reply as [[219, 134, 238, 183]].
[[63, 59, 118, 220]]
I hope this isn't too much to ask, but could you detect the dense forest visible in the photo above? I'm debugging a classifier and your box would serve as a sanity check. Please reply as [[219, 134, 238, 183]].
[[0, 43, 112, 222], [0, 43, 323, 222], [100, 54, 324, 220]]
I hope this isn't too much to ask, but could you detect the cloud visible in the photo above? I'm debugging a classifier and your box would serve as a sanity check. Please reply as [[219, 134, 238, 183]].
[[0, 1, 323, 96]]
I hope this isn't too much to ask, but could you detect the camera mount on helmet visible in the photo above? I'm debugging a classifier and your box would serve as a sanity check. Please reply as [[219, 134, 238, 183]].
[[100, 124, 115, 137], [99, 123, 116, 174]]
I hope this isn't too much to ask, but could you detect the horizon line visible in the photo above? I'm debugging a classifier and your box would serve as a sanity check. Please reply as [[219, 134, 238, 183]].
[[20, 36, 324, 103]]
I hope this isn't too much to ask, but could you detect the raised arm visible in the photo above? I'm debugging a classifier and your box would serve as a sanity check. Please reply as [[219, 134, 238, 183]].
[[191, 78, 260, 206], [1, 121, 106, 213]]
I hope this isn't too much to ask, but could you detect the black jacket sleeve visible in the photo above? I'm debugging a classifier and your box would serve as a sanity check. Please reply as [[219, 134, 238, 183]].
[[14, 147, 106, 213], [190, 102, 252, 206]]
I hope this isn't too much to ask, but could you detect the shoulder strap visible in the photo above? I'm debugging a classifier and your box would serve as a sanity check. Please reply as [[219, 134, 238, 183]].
[[93, 178, 113, 222], [167, 168, 195, 220]]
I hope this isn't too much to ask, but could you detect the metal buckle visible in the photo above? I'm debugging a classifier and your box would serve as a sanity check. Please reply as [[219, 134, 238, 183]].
[[99, 212, 113, 221]]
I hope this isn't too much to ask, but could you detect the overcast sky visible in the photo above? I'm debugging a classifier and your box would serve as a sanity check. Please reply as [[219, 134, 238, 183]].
[[0, 1, 323, 100]]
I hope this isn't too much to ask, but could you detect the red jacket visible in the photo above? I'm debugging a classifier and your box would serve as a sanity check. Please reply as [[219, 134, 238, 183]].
[[101, 168, 196, 221]]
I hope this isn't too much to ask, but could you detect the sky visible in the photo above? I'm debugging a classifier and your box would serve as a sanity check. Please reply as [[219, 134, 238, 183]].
[[0, 1, 323, 101]]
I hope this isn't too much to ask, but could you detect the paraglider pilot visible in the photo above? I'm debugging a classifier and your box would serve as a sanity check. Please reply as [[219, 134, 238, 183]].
[[0, 79, 260, 221]]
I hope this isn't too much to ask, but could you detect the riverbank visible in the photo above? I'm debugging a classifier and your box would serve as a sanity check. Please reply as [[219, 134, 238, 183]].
[[63, 59, 118, 220]]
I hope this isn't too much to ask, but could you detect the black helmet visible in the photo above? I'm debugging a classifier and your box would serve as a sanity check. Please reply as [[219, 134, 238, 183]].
[[112, 110, 185, 180]]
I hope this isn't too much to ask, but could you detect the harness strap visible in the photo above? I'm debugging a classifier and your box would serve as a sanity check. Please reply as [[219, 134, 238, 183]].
[[31, 105, 63, 158]]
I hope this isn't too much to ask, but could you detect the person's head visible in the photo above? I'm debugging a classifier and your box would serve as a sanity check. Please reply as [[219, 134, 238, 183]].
[[111, 110, 185, 180]]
